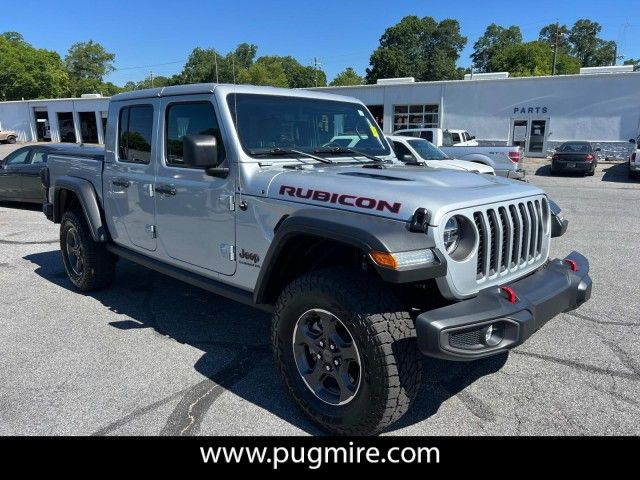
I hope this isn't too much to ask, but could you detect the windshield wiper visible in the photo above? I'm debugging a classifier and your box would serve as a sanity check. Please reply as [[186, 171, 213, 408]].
[[314, 147, 386, 164], [249, 147, 333, 164]]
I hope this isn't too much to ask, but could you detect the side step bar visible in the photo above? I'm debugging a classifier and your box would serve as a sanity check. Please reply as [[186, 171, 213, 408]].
[[105, 244, 273, 312]]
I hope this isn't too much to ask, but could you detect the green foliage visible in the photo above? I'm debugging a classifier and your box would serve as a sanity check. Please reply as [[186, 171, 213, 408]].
[[0, 32, 70, 100], [237, 62, 289, 87], [366, 16, 467, 83], [568, 19, 616, 67], [489, 41, 579, 77], [624, 58, 640, 71], [65, 41, 115, 81], [471, 23, 522, 72], [329, 67, 364, 86]]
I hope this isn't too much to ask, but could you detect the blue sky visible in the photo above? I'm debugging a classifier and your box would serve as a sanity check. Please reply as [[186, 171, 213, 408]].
[[2, 0, 638, 85]]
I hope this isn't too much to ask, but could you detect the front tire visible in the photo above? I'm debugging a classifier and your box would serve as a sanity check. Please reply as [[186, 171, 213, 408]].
[[60, 209, 115, 291], [272, 267, 422, 435], [7, 136, 16, 144]]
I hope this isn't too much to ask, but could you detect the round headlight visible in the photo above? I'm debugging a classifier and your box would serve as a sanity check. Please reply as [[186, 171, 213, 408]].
[[443, 216, 460, 254]]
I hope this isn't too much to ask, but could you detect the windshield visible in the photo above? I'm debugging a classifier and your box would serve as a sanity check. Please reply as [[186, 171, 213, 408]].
[[227, 94, 390, 158], [406, 139, 449, 160]]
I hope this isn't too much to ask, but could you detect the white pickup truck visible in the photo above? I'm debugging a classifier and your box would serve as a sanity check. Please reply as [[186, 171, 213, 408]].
[[394, 127, 524, 180]]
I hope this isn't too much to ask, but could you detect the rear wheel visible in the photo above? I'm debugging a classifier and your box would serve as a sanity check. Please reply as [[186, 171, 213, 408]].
[[60, 209, 115, 291], [7, 136, 16, 144], [272, 267, 422, 435]]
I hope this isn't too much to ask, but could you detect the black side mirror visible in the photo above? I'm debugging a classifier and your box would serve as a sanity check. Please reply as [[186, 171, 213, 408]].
[[183, 134, 228, 178], [470, 135, 476, 140], [402, 154, 416, 163], [595, 147, 601, 152], [630, 139, 637, 144]]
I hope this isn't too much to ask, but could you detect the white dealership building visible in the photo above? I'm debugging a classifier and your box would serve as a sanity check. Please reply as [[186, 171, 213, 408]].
[[1, 67, 639, 158], [314, 66, 640, 158]]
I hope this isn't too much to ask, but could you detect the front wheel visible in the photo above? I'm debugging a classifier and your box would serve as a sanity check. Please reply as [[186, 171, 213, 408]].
[[7, 136, 16, 144], [60, 209, 115, 291], [272, 267, 422, 435]]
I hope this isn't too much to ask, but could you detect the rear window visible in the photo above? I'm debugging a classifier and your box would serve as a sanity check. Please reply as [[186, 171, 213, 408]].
[[558, 142, 590, 153]]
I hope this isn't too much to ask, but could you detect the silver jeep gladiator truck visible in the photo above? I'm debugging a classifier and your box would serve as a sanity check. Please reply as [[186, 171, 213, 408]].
[[41, 84, 592, 435]]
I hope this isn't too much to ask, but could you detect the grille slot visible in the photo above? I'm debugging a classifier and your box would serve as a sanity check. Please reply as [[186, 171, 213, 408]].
[[449, 329, 483, 349], [474, 198, 547, 280]]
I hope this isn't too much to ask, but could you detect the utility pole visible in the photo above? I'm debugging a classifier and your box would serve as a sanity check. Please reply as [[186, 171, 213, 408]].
[[214, 52, 219, 83], [312, 57, 322, 87], [552, 22, 560, 76], [150, 71, 154, 88]]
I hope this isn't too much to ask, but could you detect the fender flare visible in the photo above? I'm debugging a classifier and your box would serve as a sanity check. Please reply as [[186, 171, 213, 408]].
[[53, 176, 108, 242], [253, 208, 446, 304]]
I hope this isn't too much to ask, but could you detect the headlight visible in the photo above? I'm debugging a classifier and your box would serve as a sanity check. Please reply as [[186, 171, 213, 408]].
[[443, 216, 460, 253]]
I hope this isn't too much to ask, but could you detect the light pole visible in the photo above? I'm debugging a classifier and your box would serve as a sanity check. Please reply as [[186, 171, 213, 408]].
[[552, 23, 566, 76]]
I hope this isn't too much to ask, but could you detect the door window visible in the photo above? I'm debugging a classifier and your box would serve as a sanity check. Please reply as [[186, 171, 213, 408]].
[[451, 132, 461, 143], [528, 120, 547, 153], [117, 105, 154, 163], [5, 149, 30, 165], [31, 151, 46, 164], [392, 141, 413, 161], [165, 102, 225, 167]]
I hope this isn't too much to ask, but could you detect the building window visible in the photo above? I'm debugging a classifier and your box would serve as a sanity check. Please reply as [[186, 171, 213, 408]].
[[393, 104, 439, 131]]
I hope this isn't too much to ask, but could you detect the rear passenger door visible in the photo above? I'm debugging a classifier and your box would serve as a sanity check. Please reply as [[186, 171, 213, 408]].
[[20, 149, 48, 202], [154, 96, 236, 276], [104, 102, 158, 251]]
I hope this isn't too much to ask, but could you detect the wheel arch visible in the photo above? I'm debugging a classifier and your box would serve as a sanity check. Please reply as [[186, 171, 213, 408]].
[[53, 176, 108, 242]]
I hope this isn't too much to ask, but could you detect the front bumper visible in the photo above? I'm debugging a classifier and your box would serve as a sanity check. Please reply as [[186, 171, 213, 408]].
[[416, 251, 592, 361]]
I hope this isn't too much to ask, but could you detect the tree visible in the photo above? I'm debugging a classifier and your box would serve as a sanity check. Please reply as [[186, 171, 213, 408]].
[[254, 55, 326, 87], [330, 67, 364, 86], [64, 41, 116, 96], [567, 19, 616, 67], [366, 16, 466, 83], [624, 58, 640, 71], [471, 23, 522, 72], [237, 62, 289, 87], [0, 32, 70, 100], [489, 41, 579, 77], [177, 44, 258, 84]]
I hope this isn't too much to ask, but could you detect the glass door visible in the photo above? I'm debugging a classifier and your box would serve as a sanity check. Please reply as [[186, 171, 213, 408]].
[[527, 119, 548, 157]]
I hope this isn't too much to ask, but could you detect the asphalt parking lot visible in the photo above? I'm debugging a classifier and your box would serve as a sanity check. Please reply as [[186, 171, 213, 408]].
[[1, 144, 639, 435]]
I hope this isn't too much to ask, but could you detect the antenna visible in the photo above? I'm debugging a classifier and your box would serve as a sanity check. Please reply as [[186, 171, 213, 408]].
[[214, 52, 219, 83]]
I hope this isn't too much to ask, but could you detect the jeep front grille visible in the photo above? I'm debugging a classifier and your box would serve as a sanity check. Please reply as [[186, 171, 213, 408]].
[[474, 198, 547, 280]]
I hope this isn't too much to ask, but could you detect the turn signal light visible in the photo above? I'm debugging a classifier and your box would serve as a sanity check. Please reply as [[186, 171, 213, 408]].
[[564, 259, 578, 272], [508, 151, 520, 163], [370, 249, 435, 270]]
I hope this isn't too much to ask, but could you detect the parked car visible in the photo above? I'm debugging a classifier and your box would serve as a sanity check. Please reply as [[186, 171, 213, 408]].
[[393, 127, 524, 179], [0, 144, 102, 203], [447, 129, 478, 146], [387, 135, 495, 175], [629, 137, 639, 179], [551, 141, 599, 176], [42, 84, 591, 435], [0, 129, 18, 144]]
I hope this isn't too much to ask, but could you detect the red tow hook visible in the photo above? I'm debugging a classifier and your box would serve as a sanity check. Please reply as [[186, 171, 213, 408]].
[[500, 286, 518, 304], [564, 259, 578, 272]]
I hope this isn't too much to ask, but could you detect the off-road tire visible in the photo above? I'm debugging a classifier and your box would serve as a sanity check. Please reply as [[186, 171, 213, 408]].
[[272, 267, 422, 435], [60, 209, 115, 291]]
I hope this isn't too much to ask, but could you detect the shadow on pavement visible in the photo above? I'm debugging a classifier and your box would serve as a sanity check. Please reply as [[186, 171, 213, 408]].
[[25, 249, 508, 436], [0, 201, 42, 212], [601, 162, 637, 184]]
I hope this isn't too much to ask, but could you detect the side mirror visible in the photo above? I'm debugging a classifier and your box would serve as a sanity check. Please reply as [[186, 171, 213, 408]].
[[595, 148, 601, 152], [470, 135, 476, 140], [183, 134, 228, 177], [630, 139, 637, 144], [402, 154, 416, 163]]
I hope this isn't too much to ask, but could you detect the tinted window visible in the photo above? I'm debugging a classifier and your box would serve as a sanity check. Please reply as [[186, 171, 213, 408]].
[[31, 151, 46, 164], [166, 102, 225, 166], [392, 141, 413, 161], [558, 142, 590, 153], [419, 131, 433, 142], [118, 105, 153, 163], [442, 131, 454, 147], [5, 149, 30, 165], [451, 132, 461, 143]]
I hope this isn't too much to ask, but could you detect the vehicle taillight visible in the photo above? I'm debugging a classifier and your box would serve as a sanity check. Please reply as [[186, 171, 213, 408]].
[[552, 154, 559, 161], [585, 153, 594, 161], [632, 152, 637, 162], [508, 151, 520, 163]]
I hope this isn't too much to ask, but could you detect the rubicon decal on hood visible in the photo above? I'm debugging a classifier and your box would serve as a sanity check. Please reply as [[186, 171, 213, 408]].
[[279, 185, 402, 214]]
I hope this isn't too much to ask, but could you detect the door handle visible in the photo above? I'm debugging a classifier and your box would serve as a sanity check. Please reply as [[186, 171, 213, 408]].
[[112, 178, 130, 188], [155, 184, 176, 196]]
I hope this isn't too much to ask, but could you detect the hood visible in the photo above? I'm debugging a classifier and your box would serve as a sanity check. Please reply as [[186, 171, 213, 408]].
[[424, 159, 494, 174], [245, 163, 544, 225]]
